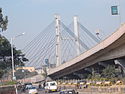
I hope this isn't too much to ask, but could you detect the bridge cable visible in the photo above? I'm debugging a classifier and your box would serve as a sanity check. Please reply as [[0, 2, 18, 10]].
[[79, 22, 100, 43], [61, 22, 89, 50]]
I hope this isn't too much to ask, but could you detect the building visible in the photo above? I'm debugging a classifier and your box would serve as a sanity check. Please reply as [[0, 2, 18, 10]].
[[16, 67, 35, 72]]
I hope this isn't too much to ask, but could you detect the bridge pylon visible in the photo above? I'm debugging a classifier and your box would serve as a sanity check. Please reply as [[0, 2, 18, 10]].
[[55, 14, 61, 67], [73, 16, 80, 56]]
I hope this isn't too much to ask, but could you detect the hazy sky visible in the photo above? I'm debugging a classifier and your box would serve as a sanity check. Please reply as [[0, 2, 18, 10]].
[[1, 0, 125, 49]]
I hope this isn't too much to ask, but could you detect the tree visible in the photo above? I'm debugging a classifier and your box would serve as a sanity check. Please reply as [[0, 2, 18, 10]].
[[101, 65, 116, 79], [0, 69, 4, 78], [0, 8, 8, 31], [0, 35, 28, 79], [0, 8, 28, 79]]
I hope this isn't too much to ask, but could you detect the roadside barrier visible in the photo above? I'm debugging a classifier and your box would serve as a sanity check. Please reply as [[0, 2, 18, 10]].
[[0, 86, 16, 94]]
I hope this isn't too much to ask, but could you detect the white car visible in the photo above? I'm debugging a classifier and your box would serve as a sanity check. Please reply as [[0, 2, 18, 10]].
[[28, 87, 38, 94], [44, 81, 58, 92], [24, 83, 33, 90]]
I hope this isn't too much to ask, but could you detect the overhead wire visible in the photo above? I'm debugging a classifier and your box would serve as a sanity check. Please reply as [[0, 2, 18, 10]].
[[25, 27, 55, 61], [79, 22, 100, 43], [61, 22, 89, 50], [61, 37, 72, 63], [25, 28, 54, 58], [23, 20, 102, 68], [65, 40, 75, 61], [33, 39, 56, 68], [79, 28, 94, 48], [27, 37, 55, 67], [60, 22, 76, 63], [23, 21, 54, 54]]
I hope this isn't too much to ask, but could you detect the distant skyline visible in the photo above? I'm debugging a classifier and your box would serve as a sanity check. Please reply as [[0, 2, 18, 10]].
[[1, 0, 125, 49]]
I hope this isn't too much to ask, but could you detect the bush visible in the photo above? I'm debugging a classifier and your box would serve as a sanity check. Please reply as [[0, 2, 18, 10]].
[[2, 81, 17, 86]]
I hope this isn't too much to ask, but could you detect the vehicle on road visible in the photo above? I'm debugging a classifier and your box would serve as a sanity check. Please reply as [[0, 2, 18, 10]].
[[22, 83, 33, 92], [25, 83, 33, 89], [59, 89, 78, 94], [44, 81, 58, 92], [27, 87, 38, 94]]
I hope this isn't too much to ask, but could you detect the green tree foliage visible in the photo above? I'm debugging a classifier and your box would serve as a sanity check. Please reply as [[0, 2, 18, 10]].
[[0, 69, 4, 78], [85, 64, 123, 80], [0, 8, 28, 79], [101, 65, 116, 79], [0, 35, 28, 78], [0, 8, 8, 31]]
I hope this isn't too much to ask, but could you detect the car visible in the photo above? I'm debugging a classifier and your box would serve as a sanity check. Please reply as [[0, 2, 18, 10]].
[[59, 89, 78, 94], [22, 83, 33, 92], [27, 87, 38, 94], [44, 81, 58, 92], [24, 83, 33, 90]]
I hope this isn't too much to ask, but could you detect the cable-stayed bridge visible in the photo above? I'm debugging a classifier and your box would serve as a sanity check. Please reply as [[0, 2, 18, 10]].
[[23, 15, 125, 80], [23, 15, 101, 69], [48, 23, 125, 79]]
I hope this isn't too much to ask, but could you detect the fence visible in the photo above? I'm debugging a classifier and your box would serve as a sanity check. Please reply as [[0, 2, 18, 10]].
[[78, 86, 125, 94], [0, 86, 16, 94]]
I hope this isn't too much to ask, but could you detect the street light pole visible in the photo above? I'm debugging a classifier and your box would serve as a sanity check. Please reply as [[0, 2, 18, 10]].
[[11, 37, 16, 80], [95, 29, 101, 41], [11, 32, 25, 80]]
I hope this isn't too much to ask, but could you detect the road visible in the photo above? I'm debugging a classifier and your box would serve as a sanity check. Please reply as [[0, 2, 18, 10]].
[[21, 90, 94, 94], [21, 89, 59, 94], [38, 90, 59, 94]]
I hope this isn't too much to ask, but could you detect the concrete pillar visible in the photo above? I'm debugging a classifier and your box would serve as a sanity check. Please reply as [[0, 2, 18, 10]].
[[55, 14, 61, 66], [73, 16, 80, 56], [114, 59, 125, 76]]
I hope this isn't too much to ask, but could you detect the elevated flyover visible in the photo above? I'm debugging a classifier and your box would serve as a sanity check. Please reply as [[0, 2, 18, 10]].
[[48, 24, 125, 79]]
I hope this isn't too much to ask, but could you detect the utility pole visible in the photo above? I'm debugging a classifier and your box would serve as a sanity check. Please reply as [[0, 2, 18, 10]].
[[11, 32, 25, 80], [55, 15, 61, 66], [11, 37, 16, 80], [73, 16, 80, 56]]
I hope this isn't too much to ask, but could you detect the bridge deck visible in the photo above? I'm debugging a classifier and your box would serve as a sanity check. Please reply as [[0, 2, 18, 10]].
[[48, 24, 125, 78]]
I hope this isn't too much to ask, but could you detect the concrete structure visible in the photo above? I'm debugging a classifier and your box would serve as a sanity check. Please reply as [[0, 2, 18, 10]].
[[18, 74, 45, 83], [55, 15, 61, 66], [35, 68, 43, 74], [48, 24, 125, 79], [74, 16, 80, 56]]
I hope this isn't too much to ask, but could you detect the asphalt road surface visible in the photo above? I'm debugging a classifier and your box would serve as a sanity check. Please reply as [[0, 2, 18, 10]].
[[21, 90, 59, 94], [38, 90, 59, 94]]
